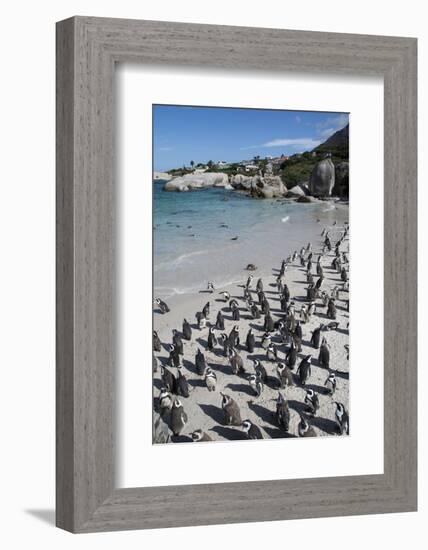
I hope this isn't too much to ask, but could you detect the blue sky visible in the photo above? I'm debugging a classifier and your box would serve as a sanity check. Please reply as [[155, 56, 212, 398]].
[[153, 105, 349, 171]]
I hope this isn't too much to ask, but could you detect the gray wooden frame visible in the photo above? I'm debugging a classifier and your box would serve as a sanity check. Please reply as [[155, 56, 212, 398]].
[[56, 16, 417, 533]]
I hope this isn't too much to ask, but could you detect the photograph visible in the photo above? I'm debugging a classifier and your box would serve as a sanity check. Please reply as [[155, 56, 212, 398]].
[[152, 105, 349, 443]]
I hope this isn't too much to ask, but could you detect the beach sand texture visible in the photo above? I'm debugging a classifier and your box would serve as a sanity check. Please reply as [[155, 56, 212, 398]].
[[153, 222, 349, 443]]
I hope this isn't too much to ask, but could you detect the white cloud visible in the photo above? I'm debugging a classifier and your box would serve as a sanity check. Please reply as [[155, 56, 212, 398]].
[[241, 137, 321, 150], [319, 127, 335, 138], [315, 113, 348, 131]]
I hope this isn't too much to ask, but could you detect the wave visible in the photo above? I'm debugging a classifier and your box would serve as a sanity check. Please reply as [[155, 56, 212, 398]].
[[154, 249, 207, 271], [322, 204, 336, 212]]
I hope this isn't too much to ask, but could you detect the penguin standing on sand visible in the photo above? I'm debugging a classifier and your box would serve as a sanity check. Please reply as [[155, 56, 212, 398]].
[[172, 329, 184, 355], [231, 302, 240, 321], [282, 284, 290, 302], [195, 348, 207, 376], [153, 330, 161, 352], [207, 326, 218, 351], [276, 392, 290, 431], [161, 366, 176, 393], [266, 343, 278, 362], [297, 355, 312, 386], [202, 302, 210, 319], [153, 354, 158, 373], [167, 343, 181, 368], [182, 319, 192, 341], [261, 333, 272, 350], [190, 429, 212, 442], [324, 372, 337, 395], [311, 324, 323, 349], [277, 362, 294, 388], [195, 311, 207, 329], [286, 340, 297, 369], [158, 387, 173, 416], [264, 312, 275, 332], [253, 359, 268, 384], [248, 373, 263, 396], [242, 419, 263, 439], [204, 367, 217, 392], [280, 294, 289, 312], [229, 325, 240, 347], [256, 278, 263, 293], [207, 282, 215, 293], [220, 393, 242, 426], [245, 275, 254, 290], [246, 328, 255, 353], [155, 298, 170, 314], [318, 337, 330, 369], [327, 298, 337, 320], [175, 366, 189, 398], [215, 310, 225, 331], [305, 389, 320, 416], [170, 399, 187, 436], [250, 302, 261, 319], [334, 402, 349, 435], [298, 414, 317, 437], [229, 348, 245, 375]]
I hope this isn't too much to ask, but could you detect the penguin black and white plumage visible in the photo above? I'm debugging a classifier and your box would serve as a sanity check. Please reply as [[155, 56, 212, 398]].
[[248, 373, 263, 396], [231, 303, 240, 321], [220, 333, 231, 357], [229, 348, 245, 375], [207, 281, 215, 293], [155, 298, 170, 314], [153, 354, 158, 373], [204, 367, 217, 392], [327, 299, 337, 320], [167, 344, 181, 368], [282, 284, 290, 302], [334, 402, 349, 435], [264, 313, 274, 332], [207, 326, 218, 351], [153, 330, 161, 352], [172, 329, 184, 355], [170, 399, 188, 436], [246, 328, 255, 353], [158, 387, 173, 416], [315, 275, 324, 291], [300, 304, 309, 323], [286, 340, 297, 369], [305, 389, 320, 416], [253, 359, 268, 384], [280, 295, 289, 312], [261, 332, 272, 350], [195, 311, 207, 329], [307, 301, 316, 319], [182, 318, 192, 341], [276, 362, 294, 388], [311, 324, 323, 349], [318, 337, 330, 369], [250, 302, 261, 319], [294, 320, 302, 341], [324, 372, 337, 395], [190, 429, 212, 442], [195, 348, 207, 376], [266, 343, 278, 362], [257, 290, 266, 306], [220, 291, 230, 302], [307, 284, 317, 302], [256, 278, 263, 293], [229, 325, 240, 347], [341, 267, 348, 282], [276, 392, 290, 431], [261, 297, 270, 315], [242, 419, 263, 439], [297, 355, 312, 386], [245, 275, 254, 289], [161, 366, 176, 393], [298, 414, 317, 437], [176, 366, 189, 398], [220, 393, 242, 426], [215, 310, 225, 331], [202, 302, 210, 319]]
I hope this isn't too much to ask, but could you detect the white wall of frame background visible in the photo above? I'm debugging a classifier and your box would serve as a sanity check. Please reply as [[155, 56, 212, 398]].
[[0, 1, 425, 548]]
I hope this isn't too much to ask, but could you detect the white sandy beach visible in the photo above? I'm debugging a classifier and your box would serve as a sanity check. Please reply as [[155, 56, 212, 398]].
[[153, 213, 349, 442]]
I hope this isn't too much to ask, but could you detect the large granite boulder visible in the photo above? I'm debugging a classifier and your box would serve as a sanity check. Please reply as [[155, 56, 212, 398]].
[[164, 172, 229, 192], [154, 171, 172, 181], [287, 185, 306, 198], [334, 162, 349, 197], [309, 158, 335, 197], [249, 175, 287, 199], [231, 174, 252, 190]]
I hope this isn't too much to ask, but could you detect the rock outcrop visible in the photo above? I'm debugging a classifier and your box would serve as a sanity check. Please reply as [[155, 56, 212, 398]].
[[287, 185, 306, 198], [231, 174, 287, 198], [309, 158, 335, 197], [154, 171, 172, 181], [334, 162, 349, 197], [164, 172, 229, 192]]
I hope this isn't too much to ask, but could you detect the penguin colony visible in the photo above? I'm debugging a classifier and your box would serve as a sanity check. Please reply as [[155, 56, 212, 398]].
[[153, 222, 350, 443]]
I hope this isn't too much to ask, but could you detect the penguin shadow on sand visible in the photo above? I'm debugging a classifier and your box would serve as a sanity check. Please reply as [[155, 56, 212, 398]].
[[334, 369, 349, 381], [182, 358, 198, 375], [170, 434, 193, 443], [305, 382, 329, 395], [263, 426, 297, 439], [188, 378, 206, 389], [198, 403, 225, 425], [210, 425, 246, 441], [153, 308, 164, 315], [248, 401, 276, 427], [309, 415, 339, 436], [195, 336, 208, 348], [153, 378, 164, 391], [288, 399, 309, 415], [225, 382, 255, 397]]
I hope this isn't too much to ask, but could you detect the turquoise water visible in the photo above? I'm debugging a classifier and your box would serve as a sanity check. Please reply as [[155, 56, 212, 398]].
[[153, 180, 347, 298]]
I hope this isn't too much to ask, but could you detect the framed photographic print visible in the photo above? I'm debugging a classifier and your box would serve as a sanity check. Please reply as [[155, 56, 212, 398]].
[[56, 17, 417, 532]]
